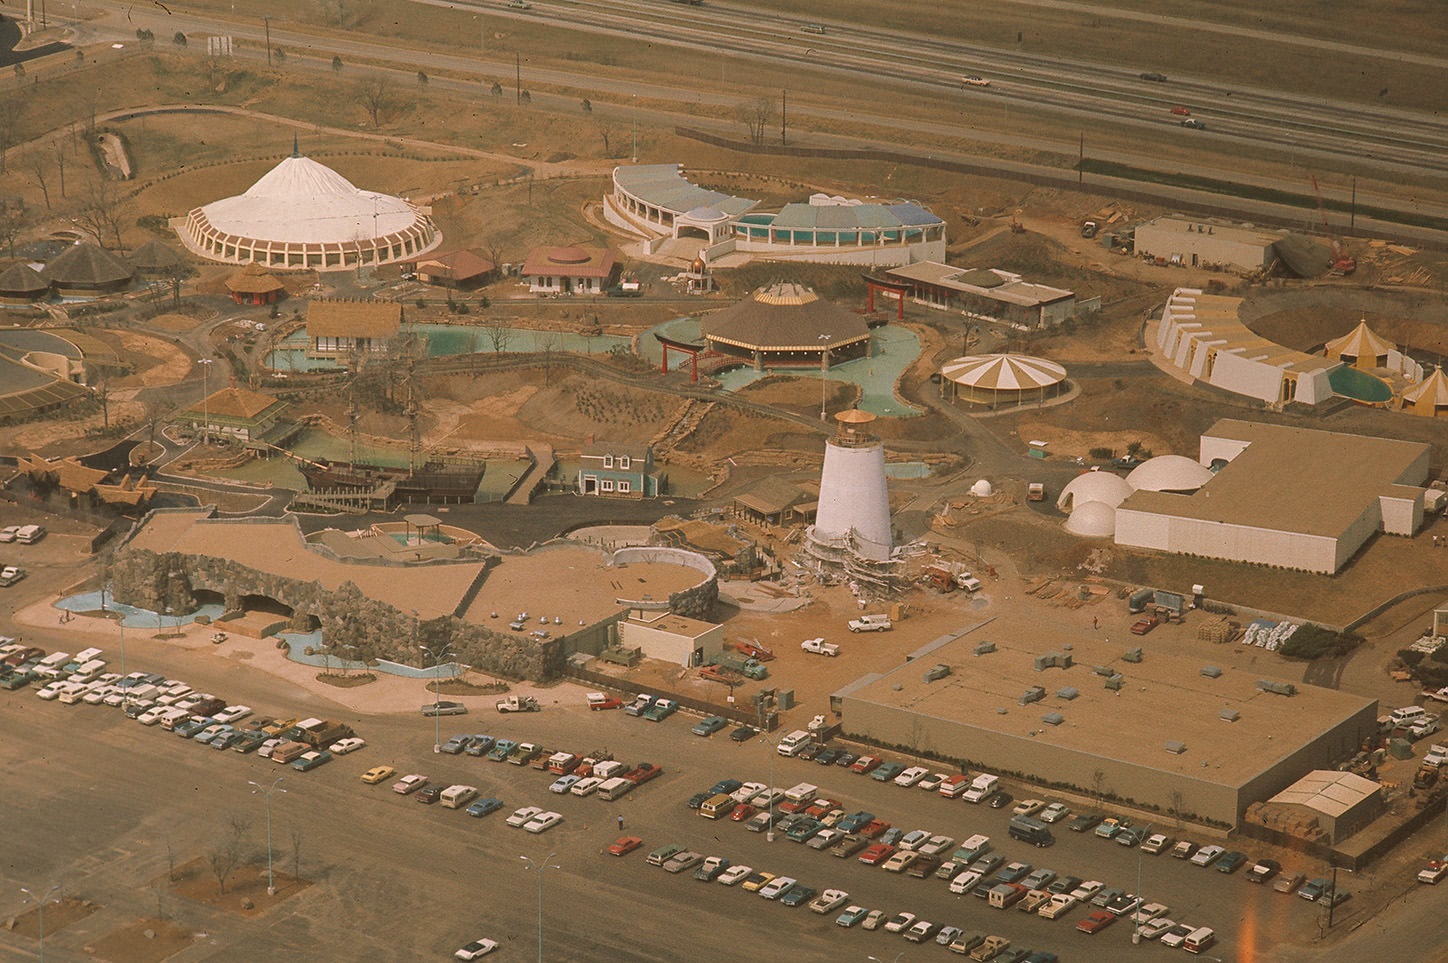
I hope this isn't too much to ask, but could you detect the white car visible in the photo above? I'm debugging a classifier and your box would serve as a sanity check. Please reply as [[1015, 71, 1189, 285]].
[[137, 706, 170, 725], [809, 888, 850, 914], [36, 681, 67, 700], [1132, 902, 1170, 924], [1159, 923, 1195, 949], [257, 737, 283, 758], [0, 525, 20, 542], [757, 876, 797, 900], [506, 805, 544, 827], [569, 776, 603, 796], [897, 829, 931, 851], [949, 870, 982, 894], [328, 737, 366, 755], [213, 704, 252, 724], [454, 937, 498, 959], [731, 781, 767, 804], [917, 834, 956, 858], [917, 773, 948, 792], [1190, 844, 1226, 867], [716, 864, 752, 886], [883, 912, 917, 933], [83, 685, 116, 705], [1139, 916, 1177, 940], [523, 811, 563, 834], [894, 766, 929, 788], [1012, 798, 1046, 817], [1038, 802, 1070, 823]]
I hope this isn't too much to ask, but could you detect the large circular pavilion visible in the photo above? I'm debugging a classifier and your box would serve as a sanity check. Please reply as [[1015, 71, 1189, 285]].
[[178, 148, 439, 271], [701, 282, 870, 369], [939, 353, 1068, 409]]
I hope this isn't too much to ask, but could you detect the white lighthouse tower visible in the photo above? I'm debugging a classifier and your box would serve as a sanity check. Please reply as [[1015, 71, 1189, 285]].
[[807, 410, 892, 570]]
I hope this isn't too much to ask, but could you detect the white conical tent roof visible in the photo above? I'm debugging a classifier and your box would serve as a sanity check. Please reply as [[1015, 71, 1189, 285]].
[[1325, 320, 1393, 362], [197, 154, 425, 245], [1403, 368, 1448, 406], [940, 354, 1067, 391]]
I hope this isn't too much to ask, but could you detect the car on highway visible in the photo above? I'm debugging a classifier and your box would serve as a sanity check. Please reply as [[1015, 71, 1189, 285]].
[[1140, 71, 1167, 82], [716, 864, 752, 886], [1181, 118, 1206, 129], [506, 805, 544, 828], [691, 715, 728, 736], [1076, 910, 1117, 934], [454, 937, 498, 959], [466, 797, 505, 818], [523, 811, 563, 834], [420, 701, 467, 716]]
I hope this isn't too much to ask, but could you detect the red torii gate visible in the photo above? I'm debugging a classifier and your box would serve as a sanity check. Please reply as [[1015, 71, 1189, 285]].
[[654, 332, 707, 383], [861, 273, 910, 320]]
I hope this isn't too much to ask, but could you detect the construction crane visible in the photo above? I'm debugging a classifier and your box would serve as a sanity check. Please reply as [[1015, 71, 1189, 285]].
[[1310, 175, 1356, 275]]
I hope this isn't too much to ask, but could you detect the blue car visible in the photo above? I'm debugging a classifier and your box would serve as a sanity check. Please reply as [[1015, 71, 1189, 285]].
[[870, 762, 906, 782], [692, 715, 728, 737], [292, 749, 332, 772], [466, 797, 505, 818]]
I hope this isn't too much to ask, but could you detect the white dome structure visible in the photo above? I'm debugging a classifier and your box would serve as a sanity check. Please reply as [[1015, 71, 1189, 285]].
[[970, 479, 994, 497], [1056, 470, 1134, 513], [1126, 455, 1215, 494], [1065, 500, 1117, 537], [179, 148, 439, 271]]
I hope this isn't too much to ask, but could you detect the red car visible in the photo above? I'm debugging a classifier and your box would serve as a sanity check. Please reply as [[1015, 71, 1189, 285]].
[[730, 803, 757, 822], [1170, 105, 1191, 116], [1076, 910, 1117, 934], [850, 755, 882, 775], [805, 798, 839, 819], [860, 819, 891, 839], [858, 843, 897, 866], [778, 799, 809, 815], [732, 640, 774, 661], [607, 835, 643, 856], [1131, 616, 1159, 635], [415, 786, 443, 805], [627, 763, 663, 784]]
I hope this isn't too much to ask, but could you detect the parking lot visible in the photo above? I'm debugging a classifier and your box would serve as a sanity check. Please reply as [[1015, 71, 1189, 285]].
[[0, 622, 1371, 963]]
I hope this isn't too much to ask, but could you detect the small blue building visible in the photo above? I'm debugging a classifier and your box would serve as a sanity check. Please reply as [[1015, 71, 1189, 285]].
[[577, 442, 658, 497]]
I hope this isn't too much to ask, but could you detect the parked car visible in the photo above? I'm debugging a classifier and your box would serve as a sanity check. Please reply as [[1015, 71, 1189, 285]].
[[1298, 877, 1332, 901], [1038, 802, 1070, 823], [505, 806, 544, 828], [1067, 813, 1103, 833], [835, 904, 869, 927], [1216, 851, 1249, 874], [414, 786, 443, 805], [1189, 844, 1226, 867], [466, 797, 505, 818], [328, 737, 365, 755], [1076, 910, 1117, 934], [1274, 872, 1307, 895], [1140, 833, 1171, 854], [522, 811, 563, 834], [716, 864, 752, 886], [420, 701, 467, 716], [1170, 840, 1199, 860], [454, 937, 498, 959], [691, 715, 728, 736], [694, 855, 731, 881], [729, 725, 758, 742]]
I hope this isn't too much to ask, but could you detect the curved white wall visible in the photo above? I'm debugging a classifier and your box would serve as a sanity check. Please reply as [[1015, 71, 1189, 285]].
[[814, 440, 891, 561]]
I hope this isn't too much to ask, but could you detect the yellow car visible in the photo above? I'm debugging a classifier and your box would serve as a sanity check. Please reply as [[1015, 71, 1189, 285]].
[[362, 765, 396, 785], [740, 871, 776, 893]]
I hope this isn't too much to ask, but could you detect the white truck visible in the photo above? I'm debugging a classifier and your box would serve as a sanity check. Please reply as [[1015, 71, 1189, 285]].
[[496, 695, 540, 713], [847, 614, 892, 633], [962, 773, 999, 804], [801, 638, 839, 657]]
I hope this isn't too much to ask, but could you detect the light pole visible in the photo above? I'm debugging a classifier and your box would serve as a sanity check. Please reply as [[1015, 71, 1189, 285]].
[[20, 884, 61, 962], [631, 93, 637, 163], [1132, 823, 1151, 944], [519, 853, 559, 963], [818, 335, 831, 421], [196, 357, 214, 446], [419, 643, 453, 752], [248, 776, 286, 896], [754, 731, 781, 842]]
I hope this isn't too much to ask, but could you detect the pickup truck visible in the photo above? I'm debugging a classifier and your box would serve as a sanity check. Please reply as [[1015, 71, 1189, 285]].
[[1418, 858, 1448, 884], [847, 614, 892, 633], [1130, 616, 1159, 635], [496, 695, 539, 713], [801, 638, 840, 657]]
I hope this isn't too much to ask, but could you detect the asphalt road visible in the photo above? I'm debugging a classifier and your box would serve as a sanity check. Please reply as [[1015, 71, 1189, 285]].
[[0, 623, 1366, 962]]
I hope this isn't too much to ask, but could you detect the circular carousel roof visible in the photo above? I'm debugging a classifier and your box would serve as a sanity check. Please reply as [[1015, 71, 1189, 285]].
[[703, 282, 869, 351], [940, 353, 1067, 391]]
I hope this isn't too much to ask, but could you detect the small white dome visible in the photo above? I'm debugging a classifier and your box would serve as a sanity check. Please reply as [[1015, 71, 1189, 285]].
[[1065, 500, 1117, 537], [1126, 455, 1214, 493], [970, 479, 994, 497], [1056, 470, 1134, 512]]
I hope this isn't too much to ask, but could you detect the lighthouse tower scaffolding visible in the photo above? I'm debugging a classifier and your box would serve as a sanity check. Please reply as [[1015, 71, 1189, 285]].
[[804, 410, 904, 590]]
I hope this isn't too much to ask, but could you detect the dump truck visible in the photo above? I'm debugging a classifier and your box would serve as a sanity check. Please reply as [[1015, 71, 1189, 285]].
[[708, 652, 768, 680], [496, 695, 540, 713], [296, 719, 353, 748]]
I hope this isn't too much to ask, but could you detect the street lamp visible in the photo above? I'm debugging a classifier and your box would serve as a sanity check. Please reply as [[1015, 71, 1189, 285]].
[[20, 884, 61, 962], [248, 776, 286, 896], [519, 853, 559, 963], [418, 642, 453, 752], [196, 357, 214, 446], [818, 335, 831, 421], [754, 731, 782, 842], [1132, 822, 1152, 944]]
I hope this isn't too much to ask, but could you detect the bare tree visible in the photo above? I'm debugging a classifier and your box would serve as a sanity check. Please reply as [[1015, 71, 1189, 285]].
[[482, 317, 511, 356], [25, 152, 51, 209], [489, 81, 503, 97], [0, 200, 25, 259], [1090, 768, 1107, 805], [332, 55, 344, 73], [538, 330, 562, 385], [597, 121, 613, 157], [73, 176, 129, 248], [290, 824, 304, 880], [416, 70, 428, 87], [206, 840, 241, 895], [0, 100, 25, 175], [51, 137, 68, 199], [740, 97, 774, 145], [356, 74, 395, 128]]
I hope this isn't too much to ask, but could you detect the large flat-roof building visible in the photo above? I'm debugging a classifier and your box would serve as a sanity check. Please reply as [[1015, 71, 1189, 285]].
[[885, 263, 1076, 329], [1115, 419, 1429, 574], [835, 629, 1378, 826], [1134, 215, 1283, 273]]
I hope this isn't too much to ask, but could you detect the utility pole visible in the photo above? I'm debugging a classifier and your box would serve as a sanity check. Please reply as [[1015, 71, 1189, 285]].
[[515, 52, 521, 105], [1079, 132, 1084, 183], [781, 88, 787, 146]]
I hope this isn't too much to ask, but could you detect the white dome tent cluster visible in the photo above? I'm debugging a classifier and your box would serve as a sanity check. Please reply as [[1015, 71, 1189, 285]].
[[1058, 456, 1215, 537]]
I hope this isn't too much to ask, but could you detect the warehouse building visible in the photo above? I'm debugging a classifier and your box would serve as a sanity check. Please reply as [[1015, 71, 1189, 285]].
[[1114, 419, 1429, 574], [833, 628, 1378, 827], [1134, 215, 1283, 272]]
